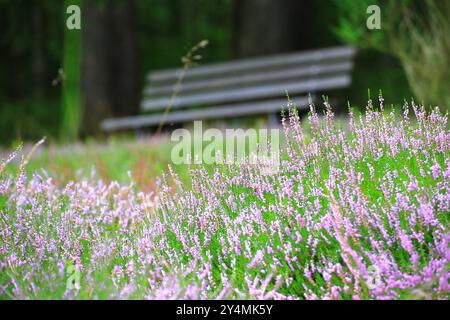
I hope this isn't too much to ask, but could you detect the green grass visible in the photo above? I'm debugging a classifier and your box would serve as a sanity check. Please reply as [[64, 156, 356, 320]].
[[2, 136, 189, 191]]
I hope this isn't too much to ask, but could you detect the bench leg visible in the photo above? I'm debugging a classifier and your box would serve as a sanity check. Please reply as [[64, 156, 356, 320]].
[[134, 128, 146, 139], [268, 112, 281, 128]]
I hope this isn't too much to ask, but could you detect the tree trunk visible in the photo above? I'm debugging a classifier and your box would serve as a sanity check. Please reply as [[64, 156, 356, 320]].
[[232, 0, 324, 58], [108, 0, 139, 117], [81, 0, 111, 136], [31, 0, 46, 100], [81, 0, 139, 136]]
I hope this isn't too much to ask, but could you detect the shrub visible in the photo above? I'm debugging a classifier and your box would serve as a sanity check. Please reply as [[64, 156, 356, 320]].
[[0, 98, 449, 299]]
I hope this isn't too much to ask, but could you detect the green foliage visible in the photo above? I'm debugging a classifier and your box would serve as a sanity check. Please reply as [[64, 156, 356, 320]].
[[0, 0, 65, 144], [0, 100, 60, 145], [334, 0, 450, 110]]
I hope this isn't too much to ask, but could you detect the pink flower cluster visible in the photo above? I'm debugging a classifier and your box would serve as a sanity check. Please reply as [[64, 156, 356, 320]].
[[0, 99, 449, 299]]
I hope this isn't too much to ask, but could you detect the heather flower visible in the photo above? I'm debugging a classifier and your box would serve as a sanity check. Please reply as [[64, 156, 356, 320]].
[[0, 98, 448, 300]]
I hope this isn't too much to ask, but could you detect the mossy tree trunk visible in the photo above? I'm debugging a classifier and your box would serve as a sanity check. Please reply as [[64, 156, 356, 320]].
[[61, 0, 82, 141]]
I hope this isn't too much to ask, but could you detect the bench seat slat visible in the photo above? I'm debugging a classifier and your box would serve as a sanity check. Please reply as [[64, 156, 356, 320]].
[[101, 97, 309, 132], [141, 74, 351, 111], [148, 46, 356, 83], [145, 61, 353, 96]]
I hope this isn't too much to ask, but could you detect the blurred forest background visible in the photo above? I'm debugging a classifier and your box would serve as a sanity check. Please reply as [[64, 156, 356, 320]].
[[0, 0, 448, 146]]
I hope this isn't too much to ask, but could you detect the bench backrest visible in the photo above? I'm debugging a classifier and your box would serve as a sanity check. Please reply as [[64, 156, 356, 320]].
[[141, 46, 356, 112], [100, 46, 356, 132]]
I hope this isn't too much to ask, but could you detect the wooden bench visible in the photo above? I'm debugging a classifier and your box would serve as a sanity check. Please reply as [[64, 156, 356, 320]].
[[100, 46, 356, 132]]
